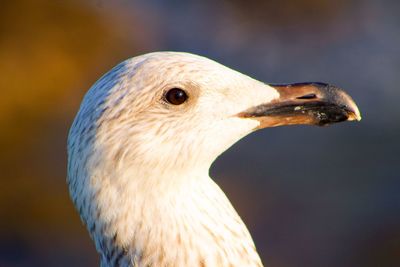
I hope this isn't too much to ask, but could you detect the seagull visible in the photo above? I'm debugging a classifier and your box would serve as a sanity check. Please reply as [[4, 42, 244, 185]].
[[67, 52, 361, 267]]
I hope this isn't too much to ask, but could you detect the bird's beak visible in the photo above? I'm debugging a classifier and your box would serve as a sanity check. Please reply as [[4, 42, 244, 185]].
[[239, 82, 361, 128]]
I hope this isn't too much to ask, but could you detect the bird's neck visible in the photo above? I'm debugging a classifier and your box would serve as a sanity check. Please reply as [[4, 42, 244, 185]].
[[92, 169, 263, 267]]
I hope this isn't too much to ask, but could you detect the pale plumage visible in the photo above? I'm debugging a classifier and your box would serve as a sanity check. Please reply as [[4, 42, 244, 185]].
[[67, 52, 360, 267]]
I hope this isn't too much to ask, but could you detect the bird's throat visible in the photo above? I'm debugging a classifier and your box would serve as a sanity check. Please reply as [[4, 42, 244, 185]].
[[94, 173, 263, 267]]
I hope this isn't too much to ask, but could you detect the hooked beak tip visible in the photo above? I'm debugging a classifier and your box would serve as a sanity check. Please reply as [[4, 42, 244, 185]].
[[346, 106, 362, 122]]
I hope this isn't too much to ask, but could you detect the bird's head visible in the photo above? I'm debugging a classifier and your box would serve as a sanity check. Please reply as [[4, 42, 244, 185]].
[[68, 52, 360, 185], [77, 52, 358, 169]]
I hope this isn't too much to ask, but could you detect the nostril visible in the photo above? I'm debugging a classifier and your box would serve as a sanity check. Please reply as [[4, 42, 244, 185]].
[[297, 93, 317, 100]]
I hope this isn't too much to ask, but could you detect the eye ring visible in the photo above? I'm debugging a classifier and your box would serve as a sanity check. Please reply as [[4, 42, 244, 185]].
[[164, 88, 188, 105]]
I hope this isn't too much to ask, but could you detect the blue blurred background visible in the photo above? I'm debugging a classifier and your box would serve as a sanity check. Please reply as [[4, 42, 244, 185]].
[[0, 0, 399, 266]]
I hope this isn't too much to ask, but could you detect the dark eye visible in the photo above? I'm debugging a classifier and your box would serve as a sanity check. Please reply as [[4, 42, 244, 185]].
[[165, 88, 188, 105]]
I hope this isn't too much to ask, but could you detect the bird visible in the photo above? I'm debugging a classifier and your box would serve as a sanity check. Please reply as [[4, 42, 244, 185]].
[[67, 52, 361, 267]]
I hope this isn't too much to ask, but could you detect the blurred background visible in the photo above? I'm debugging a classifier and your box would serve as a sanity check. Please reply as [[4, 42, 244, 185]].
[[1, 0, 399, 266]]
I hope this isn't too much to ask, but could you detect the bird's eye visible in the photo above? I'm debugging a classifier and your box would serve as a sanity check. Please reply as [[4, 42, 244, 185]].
[[165, 88, 188, 105]]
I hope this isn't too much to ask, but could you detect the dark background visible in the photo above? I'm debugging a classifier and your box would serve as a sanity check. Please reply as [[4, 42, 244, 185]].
[[1, 0, 399, 266]]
